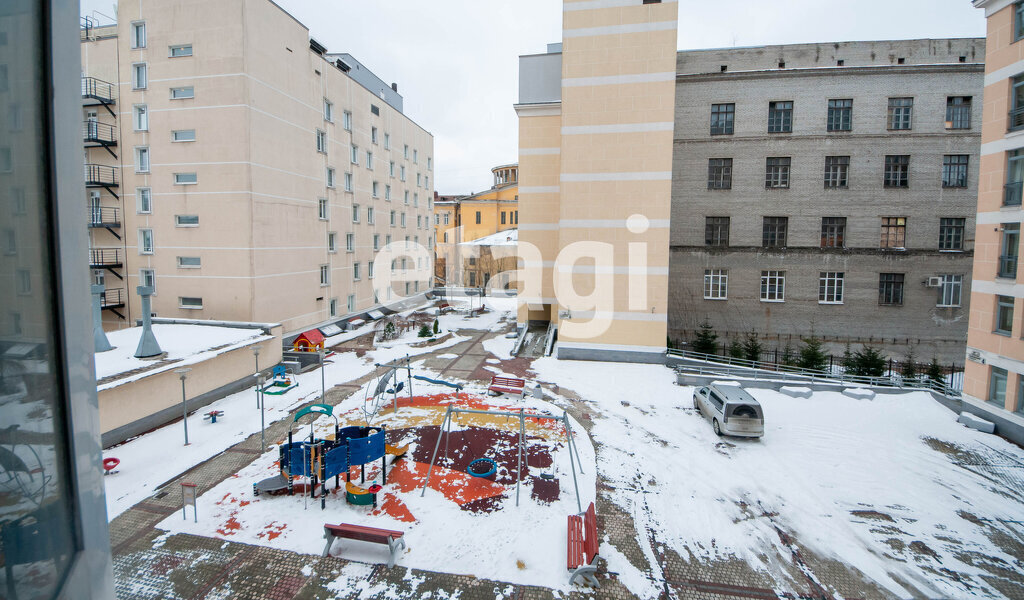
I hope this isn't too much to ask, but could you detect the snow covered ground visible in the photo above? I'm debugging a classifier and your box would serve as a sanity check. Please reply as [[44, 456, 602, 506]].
[[531, 359, 1024, 599]]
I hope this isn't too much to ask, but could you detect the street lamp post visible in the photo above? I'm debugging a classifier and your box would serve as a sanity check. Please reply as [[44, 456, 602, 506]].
[[318, 348, 326, 402], [256, 373, 266, 450], [252, 345, 262, 408], [175, 368, 192, 445]]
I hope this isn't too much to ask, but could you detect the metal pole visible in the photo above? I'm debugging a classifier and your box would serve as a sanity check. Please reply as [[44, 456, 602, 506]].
[[175, 368, 191, 445], [516, 408, 524, 507], [564, 413, 583, 513], [319, 348, 326, 402], [421, 405, 452, 496], [257, 374, 266, 450]]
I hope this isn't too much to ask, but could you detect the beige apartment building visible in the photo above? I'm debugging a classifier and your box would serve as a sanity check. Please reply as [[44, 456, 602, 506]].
[[80, 0, 435, 335], [967, 0, 1024, 421], [515, 0, 678, 362]]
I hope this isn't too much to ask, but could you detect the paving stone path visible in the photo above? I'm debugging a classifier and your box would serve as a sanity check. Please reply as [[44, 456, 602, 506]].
[[108, 322, 1024, 600]]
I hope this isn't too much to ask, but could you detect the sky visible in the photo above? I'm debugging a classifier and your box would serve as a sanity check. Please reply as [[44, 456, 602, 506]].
[[79, 0, 986, 195]]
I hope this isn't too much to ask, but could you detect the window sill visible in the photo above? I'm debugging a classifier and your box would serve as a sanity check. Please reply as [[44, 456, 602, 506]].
[[179, 306, 203, 310], [936, 304, 961, 309], [175, 224, 199, 228], [994, 330, 1012, 337], [759, 299, 785, 303], [818, 301, 844, 305], [703, 297, 728, 301], [140, 251, 154, 255], [938, 249, 964, 253]]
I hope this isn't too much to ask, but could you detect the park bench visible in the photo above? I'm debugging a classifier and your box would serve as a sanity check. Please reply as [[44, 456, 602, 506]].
[[322, 523, 406, 568], [488, 374, 526, 397], [567, 502, 600, 587]]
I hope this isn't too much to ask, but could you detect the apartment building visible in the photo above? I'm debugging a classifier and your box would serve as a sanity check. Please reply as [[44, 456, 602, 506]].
[[80, 0, 435, 335], [670, 40, 985, 363], [966, 0, 1024, 420], [515, 0, 679, 363]]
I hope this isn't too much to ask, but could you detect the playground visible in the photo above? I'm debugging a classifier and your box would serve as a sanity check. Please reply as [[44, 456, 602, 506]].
[[155, 373, 597, 589]]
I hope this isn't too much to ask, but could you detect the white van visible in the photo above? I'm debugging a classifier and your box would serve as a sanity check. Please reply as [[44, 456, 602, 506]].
[[692, 384, 764, 438]]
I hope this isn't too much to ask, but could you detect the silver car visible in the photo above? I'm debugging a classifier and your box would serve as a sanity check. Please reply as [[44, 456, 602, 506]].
[[692, 385, 764, 438]]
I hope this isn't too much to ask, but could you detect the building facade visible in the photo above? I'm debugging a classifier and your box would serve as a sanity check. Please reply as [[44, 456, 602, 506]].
[[669, 40, 985, 363], [80, 0, 435, 335], [515, 0, 679, 363], [967, 0, 1024, 419]]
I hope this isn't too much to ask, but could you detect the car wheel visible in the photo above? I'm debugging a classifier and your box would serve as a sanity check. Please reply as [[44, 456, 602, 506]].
[[712, 419, 722, 436]]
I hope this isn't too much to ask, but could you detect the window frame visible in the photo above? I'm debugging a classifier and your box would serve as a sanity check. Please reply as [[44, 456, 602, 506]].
[[759, 270, 786, 302], [170, 86, 195, 100], [707, 158, 733, 190], [996, 295, 1015, 335], [710, 103, 735, 135], [130, 21, 146, 49], [826, 99, 852, 132], [883, 155, 910, 188], [137, 187, 152, 214], [824, 155, 850, 188], [878, 273, 905, 306], [880, 216, 907, 249], [820, 217, 846, 248], [179, 296, 204, 310], [937, 274, 963, 308], [169, 44, 193, 58], [942, 154, 969, 188], [139, 228, 154, 254], [938, 217, 965, 251], [174, 214, 199, 227], [767, 101, 793, 133], [945, 96, 971, 130], [818, 272, 845, 304], [131, 62, 147, 89], [171, 129, 196, 142], [762, 216, 788, 248], [176, 256, 201, 269], [887, 97, 913, 130], [173, 172, 198, 185], [703, 269, 728, 300], [765, 157, 791, 189]]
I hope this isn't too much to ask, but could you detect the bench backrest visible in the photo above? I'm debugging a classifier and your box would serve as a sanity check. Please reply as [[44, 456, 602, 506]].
[[583, 502, 598, 560], [325, 523, 403, 544], [491, 376, 525, 388]]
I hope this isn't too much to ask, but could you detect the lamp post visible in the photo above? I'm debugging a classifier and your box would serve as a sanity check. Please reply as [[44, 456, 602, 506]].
[[318, 348, 326, 402], [252, 344, 262, 374], [175, 367, 192, 445], [256, 373, 266, 450]]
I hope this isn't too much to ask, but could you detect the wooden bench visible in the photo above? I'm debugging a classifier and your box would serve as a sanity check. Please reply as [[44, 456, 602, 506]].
[[567, 502, 600, 587], [322, 523, 406, 568], [488, 375, 526, 397]]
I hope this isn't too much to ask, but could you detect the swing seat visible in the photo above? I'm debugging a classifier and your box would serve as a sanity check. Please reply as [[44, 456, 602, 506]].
[[467, 458, 498, 478]]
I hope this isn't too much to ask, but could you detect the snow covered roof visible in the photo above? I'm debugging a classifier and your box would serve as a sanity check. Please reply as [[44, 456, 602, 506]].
[[460, 229, 518, 246]]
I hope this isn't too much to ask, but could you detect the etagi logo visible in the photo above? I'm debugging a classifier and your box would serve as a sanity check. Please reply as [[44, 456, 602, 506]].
[[401, 214, 655, 340]]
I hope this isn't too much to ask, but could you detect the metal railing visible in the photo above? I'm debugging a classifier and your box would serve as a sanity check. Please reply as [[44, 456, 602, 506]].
[[1010, 106, 1024, 131], [84, 164, 118, 186], [89, 248, 122, 267], [81, 76, 116, 103], [999, 254, 1018, 279], [88, 206, 120, 227], [1005, 181, 1023, 207], [83, 121, 117, 145], [100, 288, 124, 308], [667, 348, 962, 397]]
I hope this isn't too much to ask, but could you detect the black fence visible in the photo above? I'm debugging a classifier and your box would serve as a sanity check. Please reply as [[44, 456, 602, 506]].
[[83, 121, 117, 144], [100, 288, 124, 308], [89, 248, 121, 267], [84, 163, 118, 186], [88, 206, 120, 227], [81, 76, 116, 103]]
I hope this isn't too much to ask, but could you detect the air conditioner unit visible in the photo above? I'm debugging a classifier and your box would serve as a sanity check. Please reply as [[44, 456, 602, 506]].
[[926, 276, 942, 287]]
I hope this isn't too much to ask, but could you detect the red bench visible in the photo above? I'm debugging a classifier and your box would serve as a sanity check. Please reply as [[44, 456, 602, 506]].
[[567, 502, 600, 587], [488, 374, 526, 397], [322, 523, 406, 568]]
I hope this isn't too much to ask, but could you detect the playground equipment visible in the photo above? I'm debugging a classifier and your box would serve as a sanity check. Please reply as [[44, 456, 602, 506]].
[[203, 410, 225, 423], [421, 405, 586, 512], [252, 404, 394, 510], [292, 329, 326, 352], [0, 426, 51, 508], [102, 457, 120, 475], [261, 365, 298, 395], [361, 356, 465, 425]]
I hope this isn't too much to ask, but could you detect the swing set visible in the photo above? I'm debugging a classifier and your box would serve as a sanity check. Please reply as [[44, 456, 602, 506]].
[[362, 355, 465, 425], [420, 405, 586, 512]]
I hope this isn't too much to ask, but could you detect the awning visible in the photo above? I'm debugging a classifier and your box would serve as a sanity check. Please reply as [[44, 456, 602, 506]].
[[367, 310, 385, 320]]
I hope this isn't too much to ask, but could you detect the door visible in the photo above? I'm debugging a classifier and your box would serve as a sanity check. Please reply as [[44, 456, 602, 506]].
[[86, 108, 98, 139]]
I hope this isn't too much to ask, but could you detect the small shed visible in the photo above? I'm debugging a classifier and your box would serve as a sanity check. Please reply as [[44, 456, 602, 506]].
[[292, 329, 325, 352]]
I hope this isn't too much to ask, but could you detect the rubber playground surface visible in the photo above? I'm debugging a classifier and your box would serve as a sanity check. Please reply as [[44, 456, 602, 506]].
[[155, 386, 597, 589]]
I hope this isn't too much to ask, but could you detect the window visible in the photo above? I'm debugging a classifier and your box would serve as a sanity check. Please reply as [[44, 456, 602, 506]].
[[366, 150, 374, 170], [821, 217, 846, 248], [141, 269, 156, 292], [425, 176, 430, 189], [330, 298, 338, 317], [390, 210, 396, 226], [824, 156, 849, 188], [887, 97, 913, 130], [352, 204, 360, 223], [328, 232, 337, 253], [417, 215, 423, 228], [174, 172, 197, 185], [385, 185, 391, 201], [16, 269, 30, 295], [942, 155, 968, 188], [767, 101, 793, 133], [131, 63, 147, 89], [0, 148, 9, 173], [344, 172, 353, 192], [176, 256, 201, 268], [175, 215, 199, 227], [384, 133, 390, 149], [703, 269, 728, 300], [401, 213, 407, 227], [323, 99, 333, 122], [389, 161, 396, 177], [130, 21, 146, 48], [170, 128, 196, 142], [413, 149, 419, 163], [443, 213, 450, 225], [369, 261, 375, 278], [990, 367, 1009, 407], [1007, 149, 1024, 205], [1000, 223, 1020, 278], [819, 272, 844, 304], [938, 218, 965, 250], [946, 97, 971, 129], [139, 229, 154, 254], [343, 111, 352, 131], [710, 103, 734, 135], [371, 127, 378, 144], [179, 297, 203, 309], [997, 296, 1015, 335], [353, 262, 361, 280], [347, 294, 356, 312], [386, 234, 392, 245], [878, 273, 905, 305], [707, 158, 733, 189], [316, 129, 327, 153], [367, 206, 375, 224], [346, 233, 354, 252], [760, 271, 785, 302], [326, 167, 336, 188], [320, 265, 330, 286], [401, 165, 406, 181], [135, 146, 150, 173], [318, 197, 328, 220], [4, 229, 14, 255], [880, 217, 907, 249], [372, 181, 379, 198], [351, 145, 359, 164], [428, 157, 433, 170], [404, 144, 410, 159], [373, 234, 380, 250], [827, 99, 852, 132], [170, 86, 194, 99], [884, 155, 909, 188], [169, 44, 193, 57], [133, 104, 148, 131], [1016, 1, 1024, 41], [937, 274, 963, 307], [765, 157, 791, 188], [762, 217, 788, 248], [371, 104, 381, 116], [501, 212, 507, 225], [414, 193, 419, 207], [137, 188, 152, 214]]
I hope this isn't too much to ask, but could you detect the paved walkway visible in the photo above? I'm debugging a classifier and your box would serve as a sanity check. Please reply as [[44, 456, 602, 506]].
[[108, 320, 1024, 600]]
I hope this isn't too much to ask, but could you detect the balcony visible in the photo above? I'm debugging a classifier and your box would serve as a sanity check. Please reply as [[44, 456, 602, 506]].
[[100, 288, 125, 319], [82, 76, 116, 116], [84, 164, 119, 200], [83, 121, 118, 158], [1005, 182, 1023, 207], [998, 254, 1018, 279], [89, 248, 122, 268], [88, 206, 121, 240]]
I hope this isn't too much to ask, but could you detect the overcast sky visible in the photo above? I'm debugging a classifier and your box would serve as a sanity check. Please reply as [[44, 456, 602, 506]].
[[80, 0, 986, 195]]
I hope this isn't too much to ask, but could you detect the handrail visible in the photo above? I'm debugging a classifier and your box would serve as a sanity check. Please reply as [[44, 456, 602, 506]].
[[81, 76, 116, 102], [100, 288, 124, 307], [89, 248, 122, 266], [84, 163, 118, 186], [88, 206, 120, 226], [83, 121, 118, 144]]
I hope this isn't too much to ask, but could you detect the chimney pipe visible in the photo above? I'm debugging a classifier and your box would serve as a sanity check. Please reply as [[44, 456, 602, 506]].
[[391, 82, 398, 92], [134, 285, 163, 358]]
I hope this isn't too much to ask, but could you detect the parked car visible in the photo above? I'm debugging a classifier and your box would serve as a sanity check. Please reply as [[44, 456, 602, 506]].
[[692, 384, 764, 438]]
